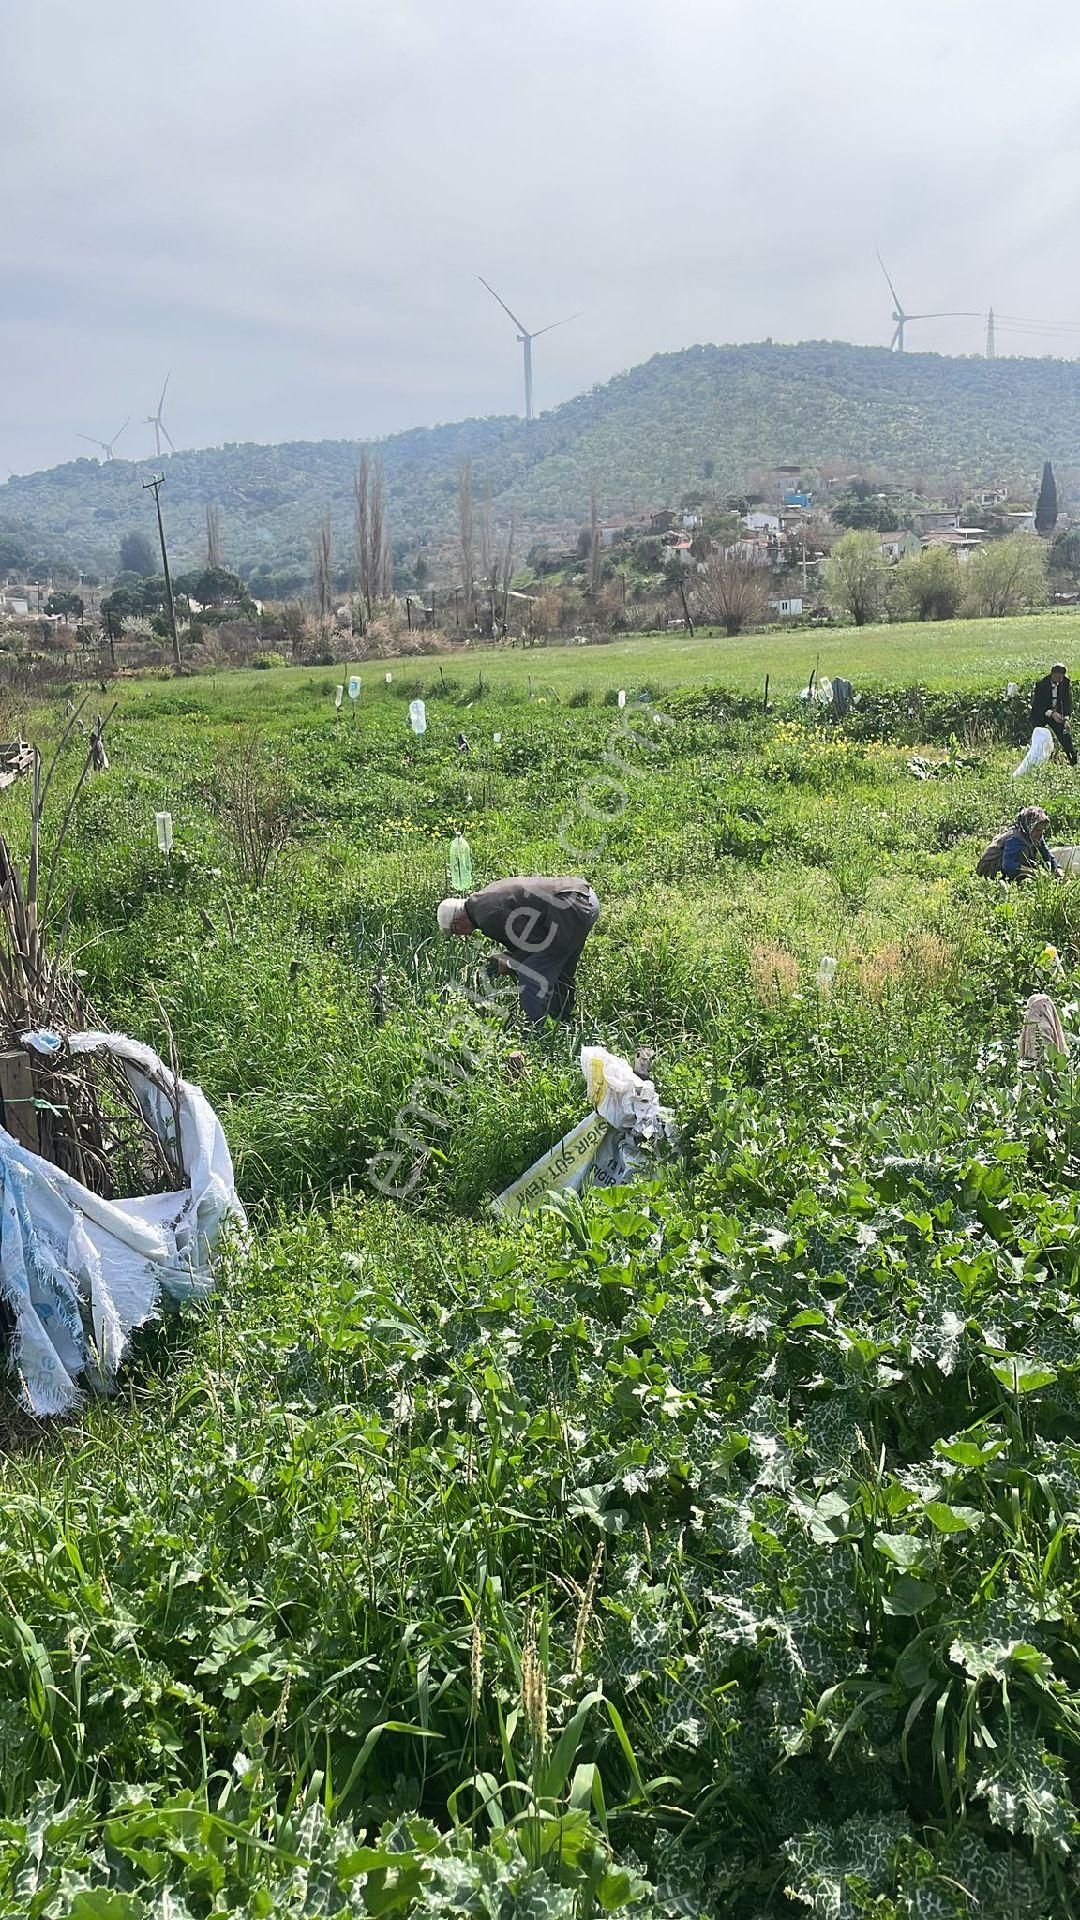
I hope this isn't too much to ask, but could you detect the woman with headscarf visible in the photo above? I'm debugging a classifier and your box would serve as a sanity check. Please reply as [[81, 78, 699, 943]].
[[978, 806, 1062, 882]]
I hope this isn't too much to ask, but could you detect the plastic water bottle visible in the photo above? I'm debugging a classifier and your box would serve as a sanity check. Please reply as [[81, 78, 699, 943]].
[[449, 834, 473, 892], [816, 955, 837, 993]]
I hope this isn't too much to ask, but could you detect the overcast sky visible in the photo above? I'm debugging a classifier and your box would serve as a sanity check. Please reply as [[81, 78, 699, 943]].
[[4, 0, 1080, 476]]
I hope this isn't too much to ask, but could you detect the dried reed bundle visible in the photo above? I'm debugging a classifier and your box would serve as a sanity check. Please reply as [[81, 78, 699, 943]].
[[0, 704, 184, 1200]]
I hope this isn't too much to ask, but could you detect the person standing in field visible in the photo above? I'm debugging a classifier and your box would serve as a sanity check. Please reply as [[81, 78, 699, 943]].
[[1030, 663, 1077, 765], [437, 876, 600, 1024]]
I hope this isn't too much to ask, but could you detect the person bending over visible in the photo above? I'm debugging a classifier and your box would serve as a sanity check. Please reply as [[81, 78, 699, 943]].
[[979, 806, 1062, 883], [1031, 663, 1077, 766], [437, 876, 600, 1024]]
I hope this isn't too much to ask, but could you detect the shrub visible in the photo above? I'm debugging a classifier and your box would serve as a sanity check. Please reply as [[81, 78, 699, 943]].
[[213, 726, 294, 883]]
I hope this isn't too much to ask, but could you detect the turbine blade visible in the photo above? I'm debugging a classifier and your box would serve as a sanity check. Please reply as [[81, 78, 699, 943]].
[[76, 435, 102, 447], [531, 311, 582, 339], [114, 417, 130, 443], [478, 275, 528, 335], [876, 248, 904, 317], [158, 372, 171, 412], [161, 426, 175, 453]]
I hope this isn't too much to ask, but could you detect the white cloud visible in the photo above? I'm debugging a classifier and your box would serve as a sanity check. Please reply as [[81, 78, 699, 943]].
[[3, 0, 1080, 470]]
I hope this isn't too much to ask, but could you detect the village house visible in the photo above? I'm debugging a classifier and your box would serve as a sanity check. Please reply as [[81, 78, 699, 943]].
[[879, 531, 920, 563], [921, 526, 985, 559], [744, 510, 781, 535], [769, 591, 805, 618]]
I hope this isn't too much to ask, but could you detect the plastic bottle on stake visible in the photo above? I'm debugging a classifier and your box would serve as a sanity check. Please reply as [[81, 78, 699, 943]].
[[449, 834, 473, 892], [334, 684, 344, 710], [408, 698, 427, 737]]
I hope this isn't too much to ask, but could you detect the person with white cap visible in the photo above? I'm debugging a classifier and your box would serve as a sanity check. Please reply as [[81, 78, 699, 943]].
[[437, 876, 600, 1024]]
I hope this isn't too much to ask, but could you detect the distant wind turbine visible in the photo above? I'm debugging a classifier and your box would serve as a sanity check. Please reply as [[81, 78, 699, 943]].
[[146, 374, 175, 455], [76, 418, 129, 461], [478, 277, 580, 420], [876, 251, 980, 351]]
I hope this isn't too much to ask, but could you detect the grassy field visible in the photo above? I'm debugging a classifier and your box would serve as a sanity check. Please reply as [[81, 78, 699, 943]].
[[102, 606, 1080, 722], [4, 651, 1080, 1915]]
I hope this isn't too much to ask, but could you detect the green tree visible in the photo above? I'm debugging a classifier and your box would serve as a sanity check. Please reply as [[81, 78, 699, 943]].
[[173, 566, 250, 608], [45, 591, 84, 621], [1050, 527, 1080, 579], [831, 490, 900, 532], [892, 545, 962, 621], [0, 528, 29, 574], [119, 529, 157, 577], [966, 532, 1047, 617], [1035, 460, 1058, 535], [824, 530, 882, 626]]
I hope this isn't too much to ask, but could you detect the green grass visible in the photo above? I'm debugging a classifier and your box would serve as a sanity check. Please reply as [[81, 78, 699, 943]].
[[5, 663, 1080, 1914], [119, 607, 1080, 718]]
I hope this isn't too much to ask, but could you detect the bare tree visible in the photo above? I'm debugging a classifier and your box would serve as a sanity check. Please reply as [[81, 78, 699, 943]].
[[314, 513, 334, 625], [205, 503, 222, 571], [499, 512, 516, 634], [458, 460, 475, 630], [369, 455, 392, 602], [589, 480, 602, 600], [354, 452, 372, 620], [696, 547, 767, 636], [479, 484, 493, 586]]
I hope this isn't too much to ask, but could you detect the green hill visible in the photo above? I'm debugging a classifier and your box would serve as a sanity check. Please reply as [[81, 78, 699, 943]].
[[4, 339, 1080, 581]]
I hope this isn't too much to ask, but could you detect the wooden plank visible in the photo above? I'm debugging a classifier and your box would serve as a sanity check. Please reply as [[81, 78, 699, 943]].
[[0, 1049, 40, 1154]]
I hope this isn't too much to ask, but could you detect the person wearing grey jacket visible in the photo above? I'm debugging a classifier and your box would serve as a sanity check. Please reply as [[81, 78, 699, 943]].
[[437, 876, 600, 1024]]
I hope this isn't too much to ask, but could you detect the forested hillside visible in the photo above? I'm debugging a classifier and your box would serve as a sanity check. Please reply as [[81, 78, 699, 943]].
[[4, 340, 1080, 580]]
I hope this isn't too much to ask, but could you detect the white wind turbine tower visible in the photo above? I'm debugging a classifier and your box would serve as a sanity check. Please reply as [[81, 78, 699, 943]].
[[146, 375, 175, 456], [478, 276, 580, 421], [76, 418, 130, 461], [876, 251, 980, 351]]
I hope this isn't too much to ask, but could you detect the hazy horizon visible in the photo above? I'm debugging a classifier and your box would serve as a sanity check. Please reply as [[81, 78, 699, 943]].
[[5, 0, 1080, 477]]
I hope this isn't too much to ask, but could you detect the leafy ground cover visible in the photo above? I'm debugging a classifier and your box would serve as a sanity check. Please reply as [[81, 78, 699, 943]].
[[5, 660, 1080, 1914]]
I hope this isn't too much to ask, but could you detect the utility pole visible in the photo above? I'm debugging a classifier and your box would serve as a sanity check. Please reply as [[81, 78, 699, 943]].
[[985, 308, 996, 360], [143, 474, 181, 671]]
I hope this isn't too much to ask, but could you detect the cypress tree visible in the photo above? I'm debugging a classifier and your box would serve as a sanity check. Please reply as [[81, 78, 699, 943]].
[[1036, 459, 1059, 535]]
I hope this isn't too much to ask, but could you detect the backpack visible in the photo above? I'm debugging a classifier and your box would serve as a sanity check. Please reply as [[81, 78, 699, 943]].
[[976, 829, 1011, 878]]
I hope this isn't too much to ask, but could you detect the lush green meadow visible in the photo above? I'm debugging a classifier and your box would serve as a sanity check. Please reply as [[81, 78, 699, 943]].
[[105, 604, 1080, 717], [7, 641, 1080, 1915]]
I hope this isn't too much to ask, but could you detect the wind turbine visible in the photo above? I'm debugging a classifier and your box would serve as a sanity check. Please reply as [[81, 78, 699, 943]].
[[876, 252, 980, 351], [478, 276, 580, 420], [76, 418, 129, 461], [146, 374, 175, 455]]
